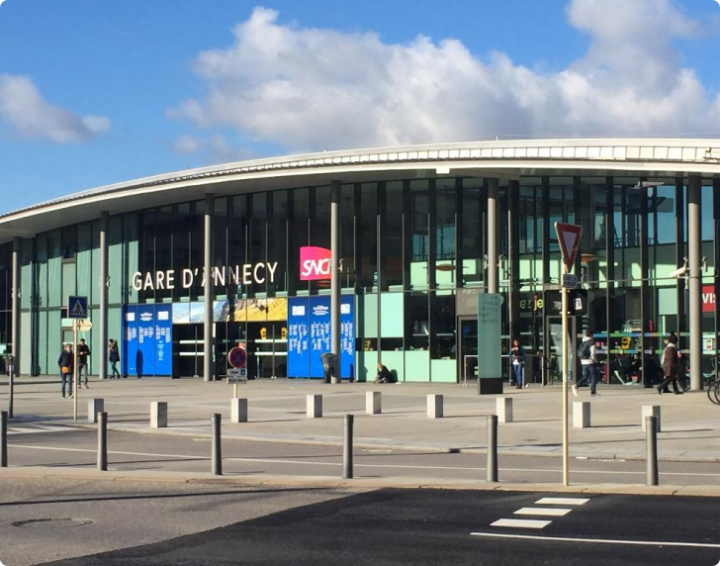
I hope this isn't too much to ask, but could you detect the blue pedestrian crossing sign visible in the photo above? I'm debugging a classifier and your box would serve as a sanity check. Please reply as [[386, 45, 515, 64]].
[[67, 296, 89, 319]]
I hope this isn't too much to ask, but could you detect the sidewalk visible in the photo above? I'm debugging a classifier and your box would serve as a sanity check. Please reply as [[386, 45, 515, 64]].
[[3, 377, 720, 462]]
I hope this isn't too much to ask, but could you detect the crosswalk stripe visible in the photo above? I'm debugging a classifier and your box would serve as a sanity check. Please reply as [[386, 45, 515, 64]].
[[9, 425, 70, 434], [515, 507, 572, 517], [491, 519, 552, 530], [535, 497, 589, 506]]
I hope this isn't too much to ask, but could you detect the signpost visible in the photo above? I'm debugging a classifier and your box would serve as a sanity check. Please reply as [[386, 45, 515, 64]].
[[227, 345, 248, 398], [554, 223, 582, 487], [67, 296, 89, 422]]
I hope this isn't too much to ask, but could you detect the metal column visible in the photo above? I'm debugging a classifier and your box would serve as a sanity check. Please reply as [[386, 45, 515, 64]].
[[487, 179, 499, 294], [507, 181, 520, 340], [688, 176, 702, 391], [330, 181, 341, 384], [204, 194, 215, 382], [99, 212, 109, 380], [11, 238, 19, 378]]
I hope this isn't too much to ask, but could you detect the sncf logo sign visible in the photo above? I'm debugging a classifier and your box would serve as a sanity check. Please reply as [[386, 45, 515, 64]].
[[300, 246, 332, 280]]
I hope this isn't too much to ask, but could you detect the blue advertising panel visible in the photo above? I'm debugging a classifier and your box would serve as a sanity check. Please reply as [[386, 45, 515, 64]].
[[123, 305, 173, 377], [154, 305, 172, 376], [287, 296, 355, 379], [288, 297, 310, 378]]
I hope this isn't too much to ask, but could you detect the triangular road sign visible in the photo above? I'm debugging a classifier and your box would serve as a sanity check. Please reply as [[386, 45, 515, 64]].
[[554, 222, 583, 272]]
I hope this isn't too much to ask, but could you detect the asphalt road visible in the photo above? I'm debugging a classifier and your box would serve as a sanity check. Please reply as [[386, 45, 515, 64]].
[[5, 424, 720, 486], [34, 487, 720, 566]]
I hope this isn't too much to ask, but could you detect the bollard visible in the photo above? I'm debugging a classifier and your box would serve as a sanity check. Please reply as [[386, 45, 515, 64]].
[[573, 401, 591, 429], [487, 414, 498, 483], [150, 402, 168, 428], [212, 413, 222, 476], [343, 414, 354, 479], [1, 411, 7, 468], [88, 399, 105, 424], [366, 391, 382, 415], [8, 365, 14, 419], [307, 394, 323, 418], [496, 397, 513, 423], [427, 394, 443, 419], [231, 398, 248, 423], [641, 405, 661, 432], [97, 412, 108, 471], [646, 415, 659, 486]]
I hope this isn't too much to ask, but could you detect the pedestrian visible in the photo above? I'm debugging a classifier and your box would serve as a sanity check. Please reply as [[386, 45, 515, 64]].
[[375, 362, 391, 384], [58, 343, 74, 398], [657, 335, 683, 395], [573, 330, 599, 397], [510, 338, 525, 389], [77, 338, 91, 388], [108, 339, 122, 379]]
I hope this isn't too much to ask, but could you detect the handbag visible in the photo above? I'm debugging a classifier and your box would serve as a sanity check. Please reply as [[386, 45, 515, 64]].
[[61, 366, 71, 374]]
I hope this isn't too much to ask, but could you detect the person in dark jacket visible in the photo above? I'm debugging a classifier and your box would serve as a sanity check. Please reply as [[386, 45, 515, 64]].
[[77, 338, 91, 388], [375, 362, 391, 384], [108, 339, 122, 379], [657, 335, 682, 395], [58, 343, 74, 398]]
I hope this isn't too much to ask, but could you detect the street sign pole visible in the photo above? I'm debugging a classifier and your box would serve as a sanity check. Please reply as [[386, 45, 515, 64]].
[[73, 319, 78, 421], [561, 265, 569, 487], [554, 222, 582, 488]]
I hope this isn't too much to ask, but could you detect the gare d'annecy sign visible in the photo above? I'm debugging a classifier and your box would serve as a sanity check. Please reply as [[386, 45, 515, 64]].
[[131, 246, 333, 291], [132, 263, 279, 292]]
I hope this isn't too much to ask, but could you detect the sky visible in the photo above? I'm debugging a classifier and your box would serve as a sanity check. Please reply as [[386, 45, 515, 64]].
[[0, 0, 719, 215]]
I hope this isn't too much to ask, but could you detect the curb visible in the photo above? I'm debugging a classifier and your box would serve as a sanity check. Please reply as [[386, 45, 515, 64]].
[[2, 466, 720, 497]]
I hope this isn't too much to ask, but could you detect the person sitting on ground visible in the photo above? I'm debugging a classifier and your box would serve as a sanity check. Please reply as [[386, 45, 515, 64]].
[[375, 362, 391, 384]]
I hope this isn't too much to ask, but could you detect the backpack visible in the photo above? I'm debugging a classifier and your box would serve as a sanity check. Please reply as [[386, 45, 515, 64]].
[[577, 341, 591, 360]]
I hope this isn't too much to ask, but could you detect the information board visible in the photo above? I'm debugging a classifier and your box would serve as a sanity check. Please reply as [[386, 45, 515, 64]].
[[288, 296, 354, 379], [123, 304, 173, 377], [477, 294, 502, 380]]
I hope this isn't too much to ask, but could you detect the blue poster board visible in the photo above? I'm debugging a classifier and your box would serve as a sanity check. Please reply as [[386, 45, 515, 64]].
[[123, 305, 173, 377], [288, 296, 355, 379]]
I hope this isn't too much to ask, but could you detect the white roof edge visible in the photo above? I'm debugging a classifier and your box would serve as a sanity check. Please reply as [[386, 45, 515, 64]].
[[2, 137, 720, 223]]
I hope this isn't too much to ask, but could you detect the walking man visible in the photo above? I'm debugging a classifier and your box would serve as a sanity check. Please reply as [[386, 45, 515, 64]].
[[58, 343, 74, 399], [77, 338, 91, 388], [573, 330, 599, 397]]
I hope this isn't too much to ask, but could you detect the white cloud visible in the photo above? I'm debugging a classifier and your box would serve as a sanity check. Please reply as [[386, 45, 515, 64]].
[[172, 133, 254, 162], [0, 74, 110, 143], [172, 1, 720, 152]]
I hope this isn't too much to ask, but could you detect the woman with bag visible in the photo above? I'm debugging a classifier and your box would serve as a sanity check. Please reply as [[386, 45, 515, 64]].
[[657, 335, 683, 395], [108, 339, 122, 379], [58, 343, 74, 398]]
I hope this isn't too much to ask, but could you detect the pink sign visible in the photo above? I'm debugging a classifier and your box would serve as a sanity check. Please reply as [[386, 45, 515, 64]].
[[300, 246, 332, 280]]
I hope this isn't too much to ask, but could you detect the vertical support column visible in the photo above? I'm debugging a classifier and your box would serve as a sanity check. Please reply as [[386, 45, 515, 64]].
[[714, 180, 720, 353], [11, 237, 20, 378], [507, 180, 520, 340], [331, 180, 341, 384], [605, 178, 615, 347], [99, 212, 109, 381], [676, 179, 686, 347], [487, 178, 499, 294], [204, 194, 215, 382], [639, 181, 649, 387], [688, 176, 702, 391]]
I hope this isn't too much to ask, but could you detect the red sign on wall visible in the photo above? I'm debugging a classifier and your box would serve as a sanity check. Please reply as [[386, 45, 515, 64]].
[[300, 246, 332, 281], [703, 285, 716, 313]]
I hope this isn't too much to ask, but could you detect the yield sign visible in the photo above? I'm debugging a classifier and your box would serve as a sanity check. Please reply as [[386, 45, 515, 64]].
[[554, 222, 583, 272]]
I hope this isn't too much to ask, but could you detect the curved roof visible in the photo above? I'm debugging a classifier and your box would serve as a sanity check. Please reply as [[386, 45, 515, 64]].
[[2, 138, 720, 244]]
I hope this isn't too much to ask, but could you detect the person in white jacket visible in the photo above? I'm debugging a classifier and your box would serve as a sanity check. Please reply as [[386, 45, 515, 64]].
[[573, 330, 599, 397]]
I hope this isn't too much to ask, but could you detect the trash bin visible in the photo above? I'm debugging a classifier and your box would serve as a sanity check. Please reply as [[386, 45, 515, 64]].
[[321, 353, 337, 384]]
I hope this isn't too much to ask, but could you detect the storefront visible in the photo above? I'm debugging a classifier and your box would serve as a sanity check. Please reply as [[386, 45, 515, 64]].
[[1, 139, 720, 389]]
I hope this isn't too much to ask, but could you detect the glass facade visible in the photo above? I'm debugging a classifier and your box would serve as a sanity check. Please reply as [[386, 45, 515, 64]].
[[4, 174, 720, 383]]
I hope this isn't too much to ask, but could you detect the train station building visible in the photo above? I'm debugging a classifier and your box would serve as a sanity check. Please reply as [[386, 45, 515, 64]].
[[1, 138, 719, 390]]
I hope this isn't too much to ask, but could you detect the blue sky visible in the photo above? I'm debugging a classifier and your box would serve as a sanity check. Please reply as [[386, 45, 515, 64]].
[[0, 0, 719, 215]]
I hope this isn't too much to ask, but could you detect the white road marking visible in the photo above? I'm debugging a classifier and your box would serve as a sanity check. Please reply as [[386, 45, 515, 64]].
[[9, 425, 69, 435], [490, 519, 552, 530], [514, 507, 572, 517], [535, 497, 589, 506], [470, 532, 720, 549]]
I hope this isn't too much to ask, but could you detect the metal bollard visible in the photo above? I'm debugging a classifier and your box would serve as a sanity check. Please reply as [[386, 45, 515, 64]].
[[487, 414, 498, 483], [97, 412, 108, 471], [8, 366, 14, 419], [343, 414, 354, 479], [646, 415, 659, 486], [1, 411, 7, 467], [212, 413, 222, 476]]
